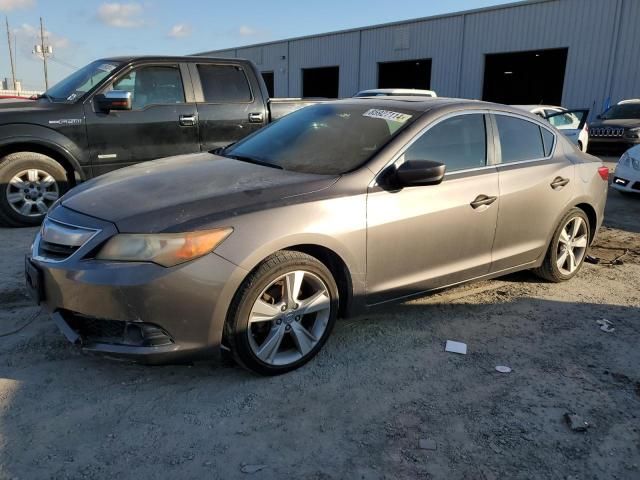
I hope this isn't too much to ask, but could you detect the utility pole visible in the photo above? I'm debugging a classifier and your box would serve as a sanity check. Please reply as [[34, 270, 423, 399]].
[[39, 17, 49, 90], [5, 17, 16, 90]]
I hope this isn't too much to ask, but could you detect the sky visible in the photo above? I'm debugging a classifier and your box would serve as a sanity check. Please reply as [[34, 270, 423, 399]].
[[0, 0, 514, 91]]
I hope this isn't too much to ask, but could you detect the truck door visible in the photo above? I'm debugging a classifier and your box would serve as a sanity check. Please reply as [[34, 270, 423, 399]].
[[189, 63, 267, 151], [84, 63, 199, 176]]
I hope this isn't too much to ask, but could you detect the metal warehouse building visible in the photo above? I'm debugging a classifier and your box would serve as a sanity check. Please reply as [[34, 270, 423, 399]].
[[197, 0, 639, 113]]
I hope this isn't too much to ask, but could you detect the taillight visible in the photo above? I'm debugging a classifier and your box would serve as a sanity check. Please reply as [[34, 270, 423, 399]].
[[598, 166, 609, 181]]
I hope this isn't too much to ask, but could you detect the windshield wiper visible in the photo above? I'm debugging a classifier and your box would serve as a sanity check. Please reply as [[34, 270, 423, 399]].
[[226, 154, 283, 170], [36, 93, 54, 102]]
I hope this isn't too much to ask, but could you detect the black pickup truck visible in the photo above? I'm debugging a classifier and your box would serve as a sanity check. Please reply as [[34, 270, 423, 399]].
[[0, 56, 318, 226]]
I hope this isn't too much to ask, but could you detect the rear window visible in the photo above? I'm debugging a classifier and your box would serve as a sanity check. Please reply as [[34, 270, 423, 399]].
[[197, 64, 252, 103], [495, 115, 546, 163]]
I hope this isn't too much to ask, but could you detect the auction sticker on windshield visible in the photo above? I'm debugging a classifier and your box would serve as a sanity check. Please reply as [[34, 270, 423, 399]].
[[363, 109, 412, 123]]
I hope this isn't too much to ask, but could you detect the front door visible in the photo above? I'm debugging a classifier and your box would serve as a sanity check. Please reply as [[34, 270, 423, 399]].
[[366, 112, 500, 305], [84, 63, 199, 176]]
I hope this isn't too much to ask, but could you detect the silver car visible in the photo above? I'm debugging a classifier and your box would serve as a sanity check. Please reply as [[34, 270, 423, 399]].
[[25, 98, 609, 375]]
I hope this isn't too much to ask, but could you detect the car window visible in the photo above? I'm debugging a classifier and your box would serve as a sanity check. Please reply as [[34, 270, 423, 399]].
[[403, 114, 486, 172], [495, 115, 545, 163], [197, 64, 252, 103], [541, 128, 555, 156], [112, 65, 185, 110]]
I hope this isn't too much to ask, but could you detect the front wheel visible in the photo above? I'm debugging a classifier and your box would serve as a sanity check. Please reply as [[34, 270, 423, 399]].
[[225, 251, 339, 375], [534, 208, 590, 282], [0, 152, 69, 227]]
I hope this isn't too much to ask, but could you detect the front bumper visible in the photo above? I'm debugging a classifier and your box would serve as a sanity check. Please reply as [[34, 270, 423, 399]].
[[611, 165, 640, 193], [27, 206, 247, 364]]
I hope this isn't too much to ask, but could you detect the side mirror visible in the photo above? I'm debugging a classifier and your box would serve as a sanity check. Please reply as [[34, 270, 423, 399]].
[[395, 160, 446, 187], [95, 90, 132, 112]]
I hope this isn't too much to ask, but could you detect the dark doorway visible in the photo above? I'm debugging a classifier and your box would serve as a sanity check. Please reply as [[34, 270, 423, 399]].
[[378, 59, 432, 89], [482, 48, 568, 105], [261, 71, 274, 97], [302, 66, 339, 98]]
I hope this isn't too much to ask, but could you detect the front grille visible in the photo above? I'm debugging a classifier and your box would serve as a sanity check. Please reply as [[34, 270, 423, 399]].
[[35, 218, 98, 262], [63, 311, 174, 347], [590, 127, 625, 137]]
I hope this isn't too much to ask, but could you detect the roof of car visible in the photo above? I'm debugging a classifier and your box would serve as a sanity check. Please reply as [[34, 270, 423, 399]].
[[344, 96, 538, 116], [357, 88, 437, 96], [512, 104, 564, 112], [101, 55, 249, 64]]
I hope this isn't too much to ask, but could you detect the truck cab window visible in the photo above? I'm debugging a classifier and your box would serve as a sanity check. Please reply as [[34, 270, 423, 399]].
[[111, 66, 185, 109], [197, 65, 252, 103]]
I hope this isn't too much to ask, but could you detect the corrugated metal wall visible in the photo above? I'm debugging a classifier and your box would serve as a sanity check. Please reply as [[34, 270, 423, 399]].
[[235, 43, 289, 97], [288, 31, 361, 98], [199, 0, 638, 111]]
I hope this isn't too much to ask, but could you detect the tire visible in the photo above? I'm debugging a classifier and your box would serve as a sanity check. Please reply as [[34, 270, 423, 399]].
[[0, 152, 69, 227], [225, 250, 339, 375], [578, 141, 584, 152], [534, 207, 590, 283]]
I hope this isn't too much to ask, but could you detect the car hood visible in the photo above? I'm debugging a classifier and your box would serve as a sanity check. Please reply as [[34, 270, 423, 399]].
[[61, 152, 339, 233], [590, 119, 640, 128]]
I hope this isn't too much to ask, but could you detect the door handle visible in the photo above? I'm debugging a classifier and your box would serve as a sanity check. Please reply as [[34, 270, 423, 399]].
[[248, 112, 264, 123], [550, 176, 570, 189], [179, 114, 197, 126], [470, 194, 498, 209]]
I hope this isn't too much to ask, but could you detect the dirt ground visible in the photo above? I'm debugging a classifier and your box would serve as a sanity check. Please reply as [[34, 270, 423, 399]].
[[0, 157, 639, 480]]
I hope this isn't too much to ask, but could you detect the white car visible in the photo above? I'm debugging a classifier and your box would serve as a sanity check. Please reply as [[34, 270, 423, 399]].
[[354, 88, 437, 98], [612, 145, 640, 195], [513, 105, 589, 152]]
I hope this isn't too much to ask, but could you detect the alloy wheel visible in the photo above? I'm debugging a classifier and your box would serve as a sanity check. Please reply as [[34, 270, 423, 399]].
[[247, 270, 332, 366], [556, 216, 588, 275], [6, 169, 59, 217]]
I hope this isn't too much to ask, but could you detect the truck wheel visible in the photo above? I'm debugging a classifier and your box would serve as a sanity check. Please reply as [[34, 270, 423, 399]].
[[0, 152, 69, 227]]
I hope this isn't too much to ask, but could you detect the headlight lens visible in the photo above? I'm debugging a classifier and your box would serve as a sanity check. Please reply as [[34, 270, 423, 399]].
[[633, 157, 640, 171], [619, 152, 631, 167], [96, 227, 233, 267]]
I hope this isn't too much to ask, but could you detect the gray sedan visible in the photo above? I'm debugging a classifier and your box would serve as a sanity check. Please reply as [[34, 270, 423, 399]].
[[25, 98, 609, 375]]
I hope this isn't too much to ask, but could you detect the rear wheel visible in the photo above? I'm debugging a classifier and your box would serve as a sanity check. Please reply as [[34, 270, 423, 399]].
[[226, 250, 338, 375], [534, 208, 590, 282], [0, 152, 69, 227]]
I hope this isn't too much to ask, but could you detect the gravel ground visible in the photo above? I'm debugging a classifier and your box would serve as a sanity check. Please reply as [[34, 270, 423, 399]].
[[0, 157, 639, 480]]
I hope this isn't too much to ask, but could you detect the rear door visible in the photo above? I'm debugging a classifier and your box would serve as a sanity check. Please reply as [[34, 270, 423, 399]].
[[189, 63, 268, 151], [544, 109, 589, 146], [490, 113, 575, 272], [84, 62, 200, 176], [366, 112, 500, 304]]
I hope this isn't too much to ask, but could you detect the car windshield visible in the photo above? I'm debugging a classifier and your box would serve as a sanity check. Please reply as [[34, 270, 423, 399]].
[[44, 60, 122, 102], [224, 103, 419, 174], [601, 104, 640, 120]]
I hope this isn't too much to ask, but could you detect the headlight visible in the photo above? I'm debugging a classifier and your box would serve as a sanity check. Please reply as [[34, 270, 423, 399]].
[[618, 152, 631, 167], [96, 227, 233, 267]]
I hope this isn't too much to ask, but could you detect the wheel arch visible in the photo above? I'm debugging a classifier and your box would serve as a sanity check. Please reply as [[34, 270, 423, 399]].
[[574, 202, 597, 243], [0, 140, 84, 186], [283, 244, 354, 319]]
